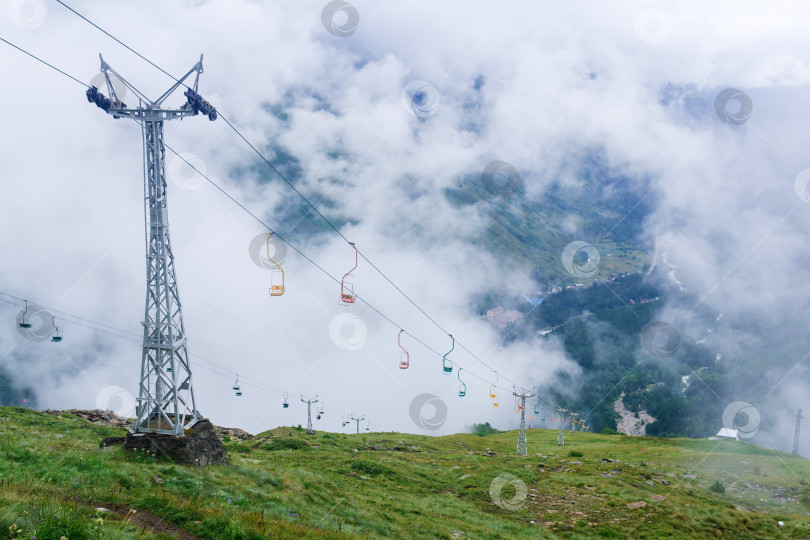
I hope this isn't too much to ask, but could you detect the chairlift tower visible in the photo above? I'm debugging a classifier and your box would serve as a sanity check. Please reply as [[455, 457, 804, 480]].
[[794, 409, 804, 456], [513, 388, 536, 455], [351, 414, 365, 434], [556, 406, 569, 446], [87, 54, 217, 436], [301, 395, 319, 434]]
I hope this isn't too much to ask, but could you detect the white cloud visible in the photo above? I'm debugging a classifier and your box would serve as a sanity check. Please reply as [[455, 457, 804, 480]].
[[0, 1, 808, 450]]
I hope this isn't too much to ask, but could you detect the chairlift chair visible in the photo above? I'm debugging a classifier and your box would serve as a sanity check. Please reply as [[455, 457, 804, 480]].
[[490, 372, 498, 407], [50, 319, 63, 343], [339, 242, 358, 305], [18, 300, 32, 328], [283, 393, 290, 408], [457, 369, 466, 397], [266, 232, 285, 296], [398, 330, 409, 369], [442, 334, 454, 374], [233, 375, 242, 396]]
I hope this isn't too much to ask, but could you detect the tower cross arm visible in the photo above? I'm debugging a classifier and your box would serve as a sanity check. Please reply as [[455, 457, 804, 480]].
[[88, 54, 216, 121]]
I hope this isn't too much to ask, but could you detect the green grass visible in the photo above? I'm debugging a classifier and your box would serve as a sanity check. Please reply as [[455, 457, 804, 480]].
[[1, 406, 809, 538]]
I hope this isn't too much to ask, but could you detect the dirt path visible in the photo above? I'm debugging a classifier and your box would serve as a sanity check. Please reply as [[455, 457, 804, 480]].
[[107, 505, 203, 540]]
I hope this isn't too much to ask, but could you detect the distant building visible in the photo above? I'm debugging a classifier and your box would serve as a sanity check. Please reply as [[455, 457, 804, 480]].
[[485, 306, 524, 329], [714, 428, 739, 440], [486, 306, 504, 319]]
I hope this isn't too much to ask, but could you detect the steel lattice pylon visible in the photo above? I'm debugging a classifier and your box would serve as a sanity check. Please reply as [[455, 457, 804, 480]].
[[87, 54, 217, 435], [556, 406, 569, 446], [513, 388, 536, 455], [302, 396, 319, 434], [351, 414, 365, 434], [794, 409, 804, 456]]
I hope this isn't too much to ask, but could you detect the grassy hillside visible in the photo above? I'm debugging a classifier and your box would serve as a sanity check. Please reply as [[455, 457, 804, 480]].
[[0, 407, 808, 539]]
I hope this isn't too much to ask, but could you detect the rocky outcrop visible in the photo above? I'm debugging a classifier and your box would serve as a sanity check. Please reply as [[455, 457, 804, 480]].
[[123, 420, 229, 466], [45, 409, 133, 428], [215, 426, 254, 441], [613, 392, 656, 436], [46, 409, 254, 442], [45, 410, 233, 465]]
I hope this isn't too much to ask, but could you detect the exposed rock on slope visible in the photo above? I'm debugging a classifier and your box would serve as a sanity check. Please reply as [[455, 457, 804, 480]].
[[613, 392, 656, 436]]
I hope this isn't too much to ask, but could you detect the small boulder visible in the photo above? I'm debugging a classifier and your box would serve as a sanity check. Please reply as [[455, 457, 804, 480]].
[[99, 436, 126, 449], [123, 420, 228, 466]]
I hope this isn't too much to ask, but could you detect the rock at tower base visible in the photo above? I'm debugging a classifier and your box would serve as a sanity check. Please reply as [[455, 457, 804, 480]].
[[123, 420, 229, 466]]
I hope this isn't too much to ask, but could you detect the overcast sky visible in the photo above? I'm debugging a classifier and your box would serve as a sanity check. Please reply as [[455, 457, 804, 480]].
[[1, 1, 809, 464]]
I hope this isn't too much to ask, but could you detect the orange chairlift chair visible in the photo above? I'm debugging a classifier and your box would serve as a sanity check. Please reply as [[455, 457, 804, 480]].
[[340, 242, 358, 304], [266, 232, 285, 296], [515, 395, 524, 414], [398, 329, 409, 369]]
